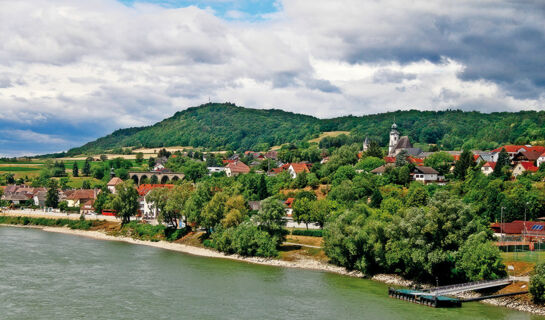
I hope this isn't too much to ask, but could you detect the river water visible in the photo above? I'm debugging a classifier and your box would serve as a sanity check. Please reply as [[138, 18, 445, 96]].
[[0, 226, 543, 320]]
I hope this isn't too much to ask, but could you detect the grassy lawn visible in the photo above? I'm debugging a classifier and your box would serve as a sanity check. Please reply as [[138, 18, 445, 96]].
[[308, 131, 351, 143], [502, 251, 545, 264], [0, 167, 41, 172]]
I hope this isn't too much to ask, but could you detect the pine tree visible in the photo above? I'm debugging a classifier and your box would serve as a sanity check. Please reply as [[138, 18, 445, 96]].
[[258, 174, 268, 200], [366, 140, 383, 158], [453, 149, 474, 180], [45, 180, 59, 208], [83, 159, 91, 176], [493, 148, 510, 178], [73, 162, 79, 177]]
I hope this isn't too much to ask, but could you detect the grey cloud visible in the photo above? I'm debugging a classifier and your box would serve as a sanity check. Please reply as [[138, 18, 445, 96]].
[[373, 70, 416, 84]]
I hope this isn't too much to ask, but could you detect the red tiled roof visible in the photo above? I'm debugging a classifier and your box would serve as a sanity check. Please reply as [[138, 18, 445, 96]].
[[68, 189, 96, 201], [222, 159, 236, 164], [107, 177, 123, 186], [384, 156, 396, 163], [526, 146, 545, 154], [137, 184, 174, 196], [284, 197, 295, 208], [483, 161, 496, 169], [492, 145, 526, 153], [518, 161, 539, 172], [226, 161, 251, 174], [408, 157, 424, 165], [491, 221, 545, 235], [289, 163, 310, 174]]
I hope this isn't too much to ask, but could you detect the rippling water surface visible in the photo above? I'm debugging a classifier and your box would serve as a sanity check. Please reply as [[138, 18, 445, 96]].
[[0, 226, 543, 320]]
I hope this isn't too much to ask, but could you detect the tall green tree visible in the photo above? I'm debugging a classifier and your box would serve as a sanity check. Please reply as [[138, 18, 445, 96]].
[[72, 162, 79, 177], [531, 261, 545, 303], [255, 197, 286, 239], [365, 140, 383, 158], [45, 180, 59, 208], [112, 180, 139, 224], [453, 149, 474, 180], [201, 192, 228, 232], [292, 197, 313, 229], [82, 158, 91, 176], [257, 174, 268, 200], [493, 148, 510, 178]]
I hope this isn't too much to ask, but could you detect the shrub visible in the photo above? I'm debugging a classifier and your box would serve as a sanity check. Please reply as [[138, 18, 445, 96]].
[[531, 262, 545, 304], [211, 222, 278, 257]]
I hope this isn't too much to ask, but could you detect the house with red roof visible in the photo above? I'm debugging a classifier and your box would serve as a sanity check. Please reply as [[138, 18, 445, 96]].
[[225, 161, 251, 177], [512, 161, 539, 177], [107, 177, 123, 194], [481, 162, 496, 176], [284, 198, 295, 217], [288, 163, 310, 179], [137, 184, 174, 219], [66, 189, 98, 208]]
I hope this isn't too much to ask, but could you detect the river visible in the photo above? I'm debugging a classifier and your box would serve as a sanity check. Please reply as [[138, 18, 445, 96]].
[[0, 226, 542, 320]]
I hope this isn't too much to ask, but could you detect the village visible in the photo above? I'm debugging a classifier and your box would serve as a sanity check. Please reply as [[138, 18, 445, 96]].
[[2, 123, 545, 241]]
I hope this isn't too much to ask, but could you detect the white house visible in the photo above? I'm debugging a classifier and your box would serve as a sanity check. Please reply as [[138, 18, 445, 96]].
[[207, 167, 226, 175], [481, 162, 496, 176], [538, 152, 545, 168], [288, 163, 310, 179], [107, 177, 123, 194], [412, 166, 439, 183]]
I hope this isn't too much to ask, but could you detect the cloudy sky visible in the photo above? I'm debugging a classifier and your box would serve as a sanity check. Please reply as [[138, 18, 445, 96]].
[[1, 0, 544, 156]]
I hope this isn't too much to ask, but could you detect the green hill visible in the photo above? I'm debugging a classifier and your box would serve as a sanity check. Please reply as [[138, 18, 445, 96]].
[[66, 103, 545, 155]]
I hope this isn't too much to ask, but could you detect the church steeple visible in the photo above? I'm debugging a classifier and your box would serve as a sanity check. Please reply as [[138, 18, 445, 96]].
[[363, 136, 369, 152], [388, 122, 400, 156]]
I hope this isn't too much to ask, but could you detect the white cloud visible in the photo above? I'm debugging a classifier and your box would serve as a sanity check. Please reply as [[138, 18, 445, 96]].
[[0, 0, 543, 157]]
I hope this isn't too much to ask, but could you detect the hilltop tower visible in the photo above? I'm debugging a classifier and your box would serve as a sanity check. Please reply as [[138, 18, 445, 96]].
[[388, 123, 399, 156]]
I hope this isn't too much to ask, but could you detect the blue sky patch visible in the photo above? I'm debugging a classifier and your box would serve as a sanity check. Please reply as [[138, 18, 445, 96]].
[[117, 0, 280, 20]]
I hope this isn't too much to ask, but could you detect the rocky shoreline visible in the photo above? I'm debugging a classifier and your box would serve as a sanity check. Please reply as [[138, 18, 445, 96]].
[[2, 223, 544, 316]]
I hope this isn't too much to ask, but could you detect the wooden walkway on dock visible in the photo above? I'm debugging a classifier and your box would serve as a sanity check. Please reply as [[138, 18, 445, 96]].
[[427, 278, 512, 296]]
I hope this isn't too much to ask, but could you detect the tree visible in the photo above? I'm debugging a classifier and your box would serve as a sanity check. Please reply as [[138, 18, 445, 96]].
[[294, 171, 308, 188], [356, 156, 385, 172], [83, 159, 91, 176], [424, 151, 454, 176], [146, 188, 169, 223], [148, 157, 156, 169], [112, 180, 139, 224], [135, 152, 144, 164], [100, 154, 108, 161], [293, 197, 313, 229], [370, 187, 383, 208], [395, 150, 408, 167], [201, 192, 228, 232], [72, 162, 79, 177], [45, 180, 59, 208], [405, 184, 429, 207], [164, 183, 193, 227], [493, 148, 510, 178], [365, 140, 383, 158], [150, 175, 159, 184], [311, 199, 336, 228], [453, 149, 474, 180], [254, 197, 286, 239], [183, 161, 208, 182], [257, 174, 268, 200], [94, 187, 112, 215], [456, 232, 506, 281], [82, 180, 91, 189], [59, 201, 68, 212], [221, 195, 248, 228], [531, 261, 545, 304]]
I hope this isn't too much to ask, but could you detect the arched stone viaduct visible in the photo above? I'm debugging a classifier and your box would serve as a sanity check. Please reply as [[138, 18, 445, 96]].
[[129, 172, 185, 185]]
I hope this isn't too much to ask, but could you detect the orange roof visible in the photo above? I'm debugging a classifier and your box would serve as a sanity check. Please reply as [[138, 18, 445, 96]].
[[408, 157, 424, 165], [526, 146, 545, 154], [284, 197, 295, 208], [483, 161, 496, 169], [384, 157, 396, 163], [492, 145, 526, 153], [222, 159, 236, 164], [289, 163, 310, 174], [226, 161, 251, 174], [518, 161, 539, 172], [68, 189, 96, 200], [137, 184, 174, 196], [107, 177, 123, 186]]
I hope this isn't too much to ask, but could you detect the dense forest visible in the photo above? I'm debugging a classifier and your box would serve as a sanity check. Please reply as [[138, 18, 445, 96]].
[[65, 103, 545, 156]]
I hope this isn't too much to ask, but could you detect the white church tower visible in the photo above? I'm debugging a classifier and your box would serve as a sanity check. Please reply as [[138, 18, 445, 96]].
[[388, 123, 399, 156]]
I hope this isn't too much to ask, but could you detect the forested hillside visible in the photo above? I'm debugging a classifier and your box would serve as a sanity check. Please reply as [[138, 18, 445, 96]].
[[67, 103, 545, 155]]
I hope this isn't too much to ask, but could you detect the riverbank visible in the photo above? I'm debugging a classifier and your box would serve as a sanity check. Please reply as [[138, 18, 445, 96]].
[[1, 222, 544, 316]]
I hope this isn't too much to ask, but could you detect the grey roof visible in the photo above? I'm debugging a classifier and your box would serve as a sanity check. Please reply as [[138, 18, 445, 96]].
[[414, 166, 439, 174], [402, 148, 423, 156], [371, 163, 394, 174], [394, 136, 412, 150]]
